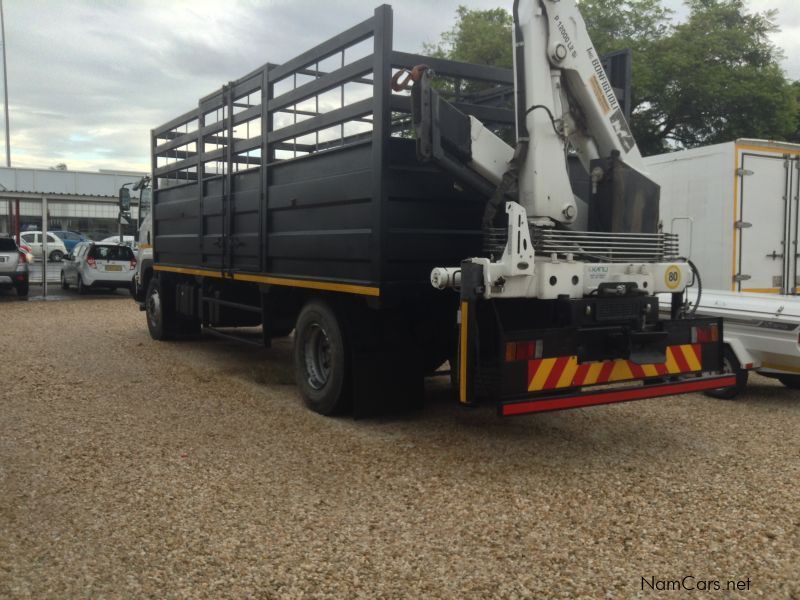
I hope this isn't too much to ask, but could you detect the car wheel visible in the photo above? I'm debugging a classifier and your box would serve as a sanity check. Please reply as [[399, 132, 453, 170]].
[[77, 275, 87, 295], [50, 250, 64, 262], [294, 300, 350, 415], [60, 271, 69, 290], [15, 282, 29, 297], [145, 277, 175, 341], [704, 346, 748, 400], [777, 375, 800, 390]]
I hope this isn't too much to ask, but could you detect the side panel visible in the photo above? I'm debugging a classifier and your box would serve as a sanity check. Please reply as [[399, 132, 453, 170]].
[[266, 144, 376, 284], [383, 139, 485, 289], [646, 143, 735, 290]]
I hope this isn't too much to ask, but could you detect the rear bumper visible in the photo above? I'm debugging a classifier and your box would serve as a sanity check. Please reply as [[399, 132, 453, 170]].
[[0, 272, 28, 285], [86, 278, 131, 288], [499, 374, 737, 416]]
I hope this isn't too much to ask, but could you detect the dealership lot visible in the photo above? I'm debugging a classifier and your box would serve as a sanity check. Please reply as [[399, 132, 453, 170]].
[[1, 297, 798, 597]]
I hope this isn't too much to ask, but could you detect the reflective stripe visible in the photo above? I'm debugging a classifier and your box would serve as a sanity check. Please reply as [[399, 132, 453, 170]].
[[153, 264, 380, 297]]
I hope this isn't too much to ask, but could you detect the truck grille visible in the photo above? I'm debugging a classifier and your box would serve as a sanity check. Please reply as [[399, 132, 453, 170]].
[[532, 229, 679, 262]]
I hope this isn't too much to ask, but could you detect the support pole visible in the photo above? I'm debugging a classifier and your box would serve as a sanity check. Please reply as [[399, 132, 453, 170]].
[[41, 196, 46, 297]]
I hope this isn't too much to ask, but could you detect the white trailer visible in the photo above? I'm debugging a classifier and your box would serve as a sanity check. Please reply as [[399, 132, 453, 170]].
[[646, 139, 800, 295], [648, 140, 800, 396]]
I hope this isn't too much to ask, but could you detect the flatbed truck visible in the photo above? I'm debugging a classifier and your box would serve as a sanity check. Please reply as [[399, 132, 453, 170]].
[[133, 2, 732, 417]]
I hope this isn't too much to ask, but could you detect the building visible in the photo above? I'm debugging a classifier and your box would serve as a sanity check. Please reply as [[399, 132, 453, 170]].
[[0, 166, 147, 240]]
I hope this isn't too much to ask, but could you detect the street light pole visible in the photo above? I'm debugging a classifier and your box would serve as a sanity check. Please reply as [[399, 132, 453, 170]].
[[1, 0, 10, 168], [0, 0, 11, 238]]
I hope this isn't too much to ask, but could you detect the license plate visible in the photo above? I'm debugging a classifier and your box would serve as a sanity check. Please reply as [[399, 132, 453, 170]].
[[106, 265, 122, 272]]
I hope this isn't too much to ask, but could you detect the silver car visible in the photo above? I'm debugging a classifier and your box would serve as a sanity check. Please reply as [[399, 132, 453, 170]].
[[0, 236, 30, 296], [60, 242, 136, 294]]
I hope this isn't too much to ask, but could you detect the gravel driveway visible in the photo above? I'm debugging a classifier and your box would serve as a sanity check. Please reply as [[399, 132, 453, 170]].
[[1, 298, 798, 598]]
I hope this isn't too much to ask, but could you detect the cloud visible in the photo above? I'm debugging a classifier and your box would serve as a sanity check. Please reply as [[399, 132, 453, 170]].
[[3, 0, 798, 173]]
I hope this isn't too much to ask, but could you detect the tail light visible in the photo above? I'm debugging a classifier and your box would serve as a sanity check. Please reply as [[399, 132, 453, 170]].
[[130, 257, 137, 270], [87, 256, 97, 269], [18, 251, 27, 263], [692, 324, 719, 343], [505, 340, 543, 362]]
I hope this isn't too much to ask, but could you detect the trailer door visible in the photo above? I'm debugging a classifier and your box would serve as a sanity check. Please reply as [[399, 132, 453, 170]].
[[737, 153, 798, 294]]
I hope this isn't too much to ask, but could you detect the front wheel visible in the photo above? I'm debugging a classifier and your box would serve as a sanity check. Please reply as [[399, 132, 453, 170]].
[[704, 346, 748, 399], [145, 277, 175, 341], [294, 300, 349, 415], [50, 250, 64, 262]]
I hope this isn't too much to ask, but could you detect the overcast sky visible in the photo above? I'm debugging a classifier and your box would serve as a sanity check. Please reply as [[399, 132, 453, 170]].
[[3, 0, 799, 173]]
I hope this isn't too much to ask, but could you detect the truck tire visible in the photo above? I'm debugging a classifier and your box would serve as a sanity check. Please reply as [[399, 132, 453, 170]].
[[704, 346, 748, 400], [145, 277, 176, 341], [777, 375, 800, 390], [294, 300, 349, 415]]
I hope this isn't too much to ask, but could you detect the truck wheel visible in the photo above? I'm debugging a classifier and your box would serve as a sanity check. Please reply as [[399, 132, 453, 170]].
[[294, 300, 349, 415], [145, 277, 175, 341], [704, 346, 748, 400], [777, 375, 800, 390]]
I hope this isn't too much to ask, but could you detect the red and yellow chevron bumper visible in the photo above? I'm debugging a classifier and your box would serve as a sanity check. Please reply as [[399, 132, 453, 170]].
[[528, 344, 703, 392]]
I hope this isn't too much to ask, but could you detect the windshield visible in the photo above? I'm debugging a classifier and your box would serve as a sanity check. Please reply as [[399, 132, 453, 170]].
[[89, 245, 134, 261], [138, 188, 152, 227], [0, 238, 17, 251]]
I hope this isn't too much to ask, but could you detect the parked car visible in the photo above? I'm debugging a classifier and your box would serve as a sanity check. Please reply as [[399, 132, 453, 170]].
[[60, 242, 136, 294], [0, 236, 29, 296], [18, 231, 68, 262], [51, 230, 88, 253], [100, 235, 137, 250]]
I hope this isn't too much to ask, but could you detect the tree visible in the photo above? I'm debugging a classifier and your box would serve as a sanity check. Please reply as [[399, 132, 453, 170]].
[[423, 6, 512, 68], [645, 0, 796, 150], [427, 1, 798, 155]]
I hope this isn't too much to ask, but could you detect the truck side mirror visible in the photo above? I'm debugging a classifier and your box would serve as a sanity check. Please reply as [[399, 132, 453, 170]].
[[119, 187, 131, 211]]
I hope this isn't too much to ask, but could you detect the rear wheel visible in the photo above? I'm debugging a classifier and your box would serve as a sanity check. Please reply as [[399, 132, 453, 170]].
[[777, 375, 800, 390], [294, 300, 349, 415], [15, 282, 28, 297], [77, 275, 87, 295], [704, 346, 748, 399], [60, 271, 69, 290]]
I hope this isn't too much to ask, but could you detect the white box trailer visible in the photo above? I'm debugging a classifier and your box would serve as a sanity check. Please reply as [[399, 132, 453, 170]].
[[646, 139, 800, 295], [649, 140, 800, 395]]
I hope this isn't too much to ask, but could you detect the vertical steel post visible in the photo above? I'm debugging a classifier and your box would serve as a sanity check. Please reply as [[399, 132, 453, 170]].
[[0, 0, 10, 169], [41, 196, 47, 297]]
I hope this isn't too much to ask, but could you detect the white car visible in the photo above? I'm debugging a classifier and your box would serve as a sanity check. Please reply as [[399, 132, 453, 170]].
[[60, 242, 136, 294], [18, 231, 68, 262], [100, 235, 137, 250]]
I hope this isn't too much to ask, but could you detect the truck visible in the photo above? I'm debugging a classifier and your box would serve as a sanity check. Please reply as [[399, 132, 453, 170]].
[[133, 1, 731, 417], [647, 140, 800, 396]]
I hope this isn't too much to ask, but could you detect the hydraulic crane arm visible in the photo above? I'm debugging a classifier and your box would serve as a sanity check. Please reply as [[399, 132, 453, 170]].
[[512, 0, 650, 226]]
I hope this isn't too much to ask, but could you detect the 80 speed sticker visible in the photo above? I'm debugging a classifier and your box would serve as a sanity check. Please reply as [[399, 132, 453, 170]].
[[664, 266, 682, 290]]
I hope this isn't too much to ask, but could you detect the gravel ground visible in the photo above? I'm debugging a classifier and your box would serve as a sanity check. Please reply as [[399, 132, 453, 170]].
[[1, 298, 799, 598]]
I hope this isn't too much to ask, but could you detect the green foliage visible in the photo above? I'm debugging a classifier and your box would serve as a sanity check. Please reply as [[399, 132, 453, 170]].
[[423, 6, 512, 68], [427, 0, 799, 156]]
